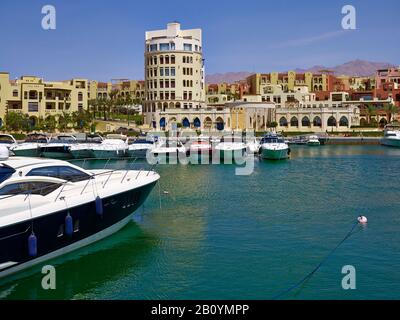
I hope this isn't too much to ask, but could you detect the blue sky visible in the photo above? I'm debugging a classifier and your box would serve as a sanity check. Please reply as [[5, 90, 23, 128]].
[[0, 0, 399, 81]]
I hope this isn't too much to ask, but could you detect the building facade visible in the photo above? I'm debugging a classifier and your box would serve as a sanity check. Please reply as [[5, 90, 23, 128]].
[[0, 72, 88, 127], [144, 22, 206, 127]]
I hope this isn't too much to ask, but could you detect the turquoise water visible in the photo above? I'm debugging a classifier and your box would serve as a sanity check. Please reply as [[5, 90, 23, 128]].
[[1, 145, 400, 299]]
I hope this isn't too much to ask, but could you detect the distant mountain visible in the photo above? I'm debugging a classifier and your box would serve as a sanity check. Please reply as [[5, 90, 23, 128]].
[[205, 72, 252, 84], [205, 60, 397, 83], [294, 60, 396, 77]]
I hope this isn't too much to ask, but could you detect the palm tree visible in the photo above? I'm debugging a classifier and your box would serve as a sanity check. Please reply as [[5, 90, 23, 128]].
[[384, 103, 397, 124], [366, 105, 377, 125], [107, 89, 119, 120], [88, 98, 99, 120], [124, 93, 133, 125]]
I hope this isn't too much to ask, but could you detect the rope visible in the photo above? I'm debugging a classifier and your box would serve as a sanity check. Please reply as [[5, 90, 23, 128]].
[[272, 221, 360, 300]]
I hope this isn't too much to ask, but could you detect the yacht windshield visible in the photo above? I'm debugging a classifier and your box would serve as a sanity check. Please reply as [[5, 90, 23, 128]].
[[26, 166, 91, 182], [0, 165, 16, 184]]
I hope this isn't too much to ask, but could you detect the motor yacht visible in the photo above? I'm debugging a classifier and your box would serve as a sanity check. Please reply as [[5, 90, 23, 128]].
[[188, 137, 213, 163], [70, 134, 103, 159], [0, 134, 17, 150], [91, 134, 128, 159], [0, 146, 159, 279], [245, 137, 260, 154], [10, 134, 48, 157], [307, 135, 321, 146], [126, 136, 155, 159], [40, 134, 77, 159], [259, 133, 290, 160], [381, 124, 400, 147], [214, 135, 247, 163], [149, 138, 186, 163]]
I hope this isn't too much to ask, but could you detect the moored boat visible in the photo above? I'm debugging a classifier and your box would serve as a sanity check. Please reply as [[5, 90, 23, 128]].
[[10, 133, 48, 157], [307, 135, 321, 146], [91, 134, 128, 159], [215, 135, 247, 164], [0, 146, 159, 279], [259, 133, 290, 160], [40, 134, 76, 159], [381, 124, 400, 147]]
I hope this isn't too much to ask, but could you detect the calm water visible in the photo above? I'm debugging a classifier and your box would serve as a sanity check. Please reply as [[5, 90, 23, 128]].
[[1, 145, 400, 300]]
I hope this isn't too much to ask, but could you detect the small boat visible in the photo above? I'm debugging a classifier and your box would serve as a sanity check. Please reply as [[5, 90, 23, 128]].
[[0, 146, 159, 279], [91, 134, 128, 159], [0, 134, 17, 150], [189, 137, 213, 163], [215, 135, 247, 163], [70, 134, 103, 159], [40, 134, 76, 159], [381, 124, 400, 148], [126, 137, 155, 159], [149, 138, 186, 163], [259, 133, 290, 160], [245, 137, 260, 154], [307, 135, 320, 146], [10, 134, 48, 157]]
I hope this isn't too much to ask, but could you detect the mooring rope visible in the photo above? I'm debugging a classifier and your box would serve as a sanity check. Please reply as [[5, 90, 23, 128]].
[[272, 220, 361, 300]]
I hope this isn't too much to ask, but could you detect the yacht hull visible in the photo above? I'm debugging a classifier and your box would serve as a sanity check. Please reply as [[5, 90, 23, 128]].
[[12, 148, 41, 157], [0, 181, 157, 279], [126, 149, 150, 159], [40, 146, 73, 159], [381, 138, 400, 148], [260, 147, 289, 160], [70, 149, 95, 159], [92, 150, 126, 159]]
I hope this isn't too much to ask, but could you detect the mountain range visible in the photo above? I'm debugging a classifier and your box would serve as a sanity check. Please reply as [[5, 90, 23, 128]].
[[205, 60, 397, 83]]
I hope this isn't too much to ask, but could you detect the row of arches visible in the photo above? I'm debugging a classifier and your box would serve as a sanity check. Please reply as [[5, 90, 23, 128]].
[[158, 116, 225, 130], [279, 116, 349, 127]]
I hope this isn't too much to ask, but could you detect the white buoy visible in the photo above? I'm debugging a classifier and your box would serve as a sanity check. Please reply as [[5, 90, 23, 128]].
[[358, 216, 368, 224], [163, 191, 169, 195], [0, 146, 10, 160]]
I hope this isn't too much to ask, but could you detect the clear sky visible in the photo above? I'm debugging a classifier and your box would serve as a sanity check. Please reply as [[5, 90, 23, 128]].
[[0, 0, 399, 81]]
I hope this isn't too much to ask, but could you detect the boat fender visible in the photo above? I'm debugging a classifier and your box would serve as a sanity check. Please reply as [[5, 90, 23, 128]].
[[288, 148, 291, 154], [95, 196, 103, 216], [65, 213, 73, 236], [358, 216, 368, 224], [64, 145, 67, 151], [28, 233, 37, 257]]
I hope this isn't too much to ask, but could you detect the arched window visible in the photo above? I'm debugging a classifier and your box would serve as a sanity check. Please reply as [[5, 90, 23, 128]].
[[279, 117, 288, 127], [327, 116, 337, 126], [193, 117, 201, 128], [215, 117, 224, 131], [160, 117, 166, 128], [171, 55, 175, 64], [159, 56, 164, 64], [165, 55, 170, 64], [339, 116, 349, 127], [301, 116, 310, 127], [290, 116, 298, 127], [313, 116, 322, 127], [182, 118, 190, 128]]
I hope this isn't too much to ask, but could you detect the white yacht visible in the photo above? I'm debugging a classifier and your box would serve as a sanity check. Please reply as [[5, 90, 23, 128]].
[[149, 138, 186, 163], [259, 133, 290, 160], [40, 134, 77, 159], [0, 146, 159, 279], [381, 124, 400, 148], [188, 137, 213, 163], [10, 134, 48, 157], [0, 134, 17, 150], [245, 137, 260, 154], [91, 134, 128, 159], [126, 136, 155, 159], [70, 134, 103, 159], [215, 135, 247, 163], [307, 135, 320, 146]]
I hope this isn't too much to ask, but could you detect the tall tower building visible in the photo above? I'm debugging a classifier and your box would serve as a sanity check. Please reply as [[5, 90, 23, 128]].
[[144, 22, 205, 128]]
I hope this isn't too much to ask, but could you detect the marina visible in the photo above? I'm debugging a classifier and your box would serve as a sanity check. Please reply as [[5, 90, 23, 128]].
[[0, 144, 399, 299]]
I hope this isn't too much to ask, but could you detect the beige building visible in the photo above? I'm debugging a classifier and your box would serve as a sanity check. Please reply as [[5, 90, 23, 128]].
[[88, 79, 145, 102], [0, 72, 88, 127], [144, 22, 206, 127], [275, 92, 360, 132], [247, 71, 330, 95]]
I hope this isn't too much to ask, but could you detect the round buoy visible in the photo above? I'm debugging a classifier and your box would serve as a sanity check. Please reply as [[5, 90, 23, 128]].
[[163, 191, 169, 195], [65, 213, 73, 236], [358, 216, 368, 224], [95, 196, 103, 216], [28, 233, 37, 257]]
